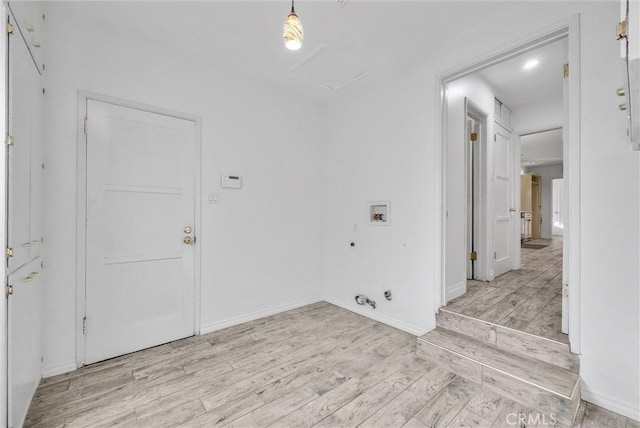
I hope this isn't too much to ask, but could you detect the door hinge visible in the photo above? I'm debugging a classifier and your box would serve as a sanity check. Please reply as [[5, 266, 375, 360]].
[[7, 23, 14, 35], [563, 63, 569, 78], [494, 252, 497, 260], [494, 134, 497, 142], [470, 133, 478, 142], [6, 247, 13, 258], [83, 117, 88, 135], [5, 285, 13, 297], [82, 317, 88, 334], [616, 19, 628, 40], [562, 283, 569, 297], [6, 135, 13, 146], [470, 251, 477, 261]]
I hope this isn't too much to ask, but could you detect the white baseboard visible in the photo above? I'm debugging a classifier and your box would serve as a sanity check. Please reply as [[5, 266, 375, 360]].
[[200, 296, 323, 335], [42, 360, 77, 378], [445, 281, 466, 303], [581, 385, 640, 422], [323, 296, 428, 336]]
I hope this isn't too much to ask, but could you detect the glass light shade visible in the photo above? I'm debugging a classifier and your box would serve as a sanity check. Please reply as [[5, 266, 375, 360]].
[[283, 12, 303, 50]]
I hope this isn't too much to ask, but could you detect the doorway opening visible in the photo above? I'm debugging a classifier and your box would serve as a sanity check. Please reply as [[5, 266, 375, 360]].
[[437, 21, 581, 352]]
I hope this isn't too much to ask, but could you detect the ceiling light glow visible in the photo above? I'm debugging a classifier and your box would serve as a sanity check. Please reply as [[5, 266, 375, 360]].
[[523, 59, 539, 71], [283, 0, 303, 51]]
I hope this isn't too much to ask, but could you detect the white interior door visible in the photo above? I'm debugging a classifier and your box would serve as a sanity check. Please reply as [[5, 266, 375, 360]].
[[7, 259, 43, 428], [493, 120, 514, 277], [85, 100, 197, 364]]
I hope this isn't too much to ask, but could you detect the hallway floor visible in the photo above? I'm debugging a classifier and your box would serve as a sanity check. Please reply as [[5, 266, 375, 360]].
[[445, 237, 567, 344]]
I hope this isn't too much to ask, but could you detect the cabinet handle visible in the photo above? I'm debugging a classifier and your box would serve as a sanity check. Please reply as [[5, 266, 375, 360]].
[[20, 240, 41, 248], [23, 271, 39, 283]]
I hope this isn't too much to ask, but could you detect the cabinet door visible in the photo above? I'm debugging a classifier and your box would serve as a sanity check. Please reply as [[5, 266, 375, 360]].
[[29, 63, 45, 259], [7, 12, 40, 270], [7, 2, 45, 73], [7, 257, 43, 428]]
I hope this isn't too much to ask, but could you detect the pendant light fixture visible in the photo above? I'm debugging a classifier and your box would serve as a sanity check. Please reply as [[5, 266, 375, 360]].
[[283, 0, 303, 51]]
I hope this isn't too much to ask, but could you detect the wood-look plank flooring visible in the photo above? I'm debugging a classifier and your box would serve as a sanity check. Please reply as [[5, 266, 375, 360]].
[[446, 237, 568, 344], [25, 302, 636, 427]]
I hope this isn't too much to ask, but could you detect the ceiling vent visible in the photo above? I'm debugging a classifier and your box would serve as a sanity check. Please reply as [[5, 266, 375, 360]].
[[290, 45, 368, 91]]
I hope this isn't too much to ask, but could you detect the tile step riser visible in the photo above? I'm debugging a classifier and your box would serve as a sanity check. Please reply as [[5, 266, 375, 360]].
[[417, 339, 580, 426], [436, 309, 579, 373]]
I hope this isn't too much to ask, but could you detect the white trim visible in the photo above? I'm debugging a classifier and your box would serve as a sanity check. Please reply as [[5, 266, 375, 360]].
[[581, 386, 640, 422], [446, 281, 466, 303], [434, 16, 581, 354], [41, 360, 77, 379], [75, 91, 203, 365], [200, 297, 323, 335], [324, 297, 427, 336]]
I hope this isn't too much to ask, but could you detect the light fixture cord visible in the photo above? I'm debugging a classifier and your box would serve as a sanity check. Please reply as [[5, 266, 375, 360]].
[[291, 0, 295, 14]]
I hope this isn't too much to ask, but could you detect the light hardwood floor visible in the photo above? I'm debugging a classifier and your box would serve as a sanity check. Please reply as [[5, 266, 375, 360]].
[[25, 302, 637, 427], [446, 237, 567, 344]]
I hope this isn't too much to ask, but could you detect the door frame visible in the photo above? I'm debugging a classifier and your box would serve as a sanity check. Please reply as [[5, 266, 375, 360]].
[[434, 16, 582, 353], [75, 91, 203, 366]]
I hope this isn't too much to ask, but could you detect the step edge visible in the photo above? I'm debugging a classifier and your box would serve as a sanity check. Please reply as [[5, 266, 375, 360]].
[[417, 336, 577, 401], [439, 308, 573, 350], [420, 328, 578, 380]]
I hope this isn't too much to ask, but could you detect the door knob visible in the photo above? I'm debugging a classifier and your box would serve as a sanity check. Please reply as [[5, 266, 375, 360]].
[[183, 236, 193, 245]]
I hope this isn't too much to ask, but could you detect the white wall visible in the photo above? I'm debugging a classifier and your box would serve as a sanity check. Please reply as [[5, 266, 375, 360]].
[[322, 2, 639, 420], [577, 4, 640, 419], [41, 4, 325, 375], [524, 164, 564, 239], [321, 67, 435, 334]]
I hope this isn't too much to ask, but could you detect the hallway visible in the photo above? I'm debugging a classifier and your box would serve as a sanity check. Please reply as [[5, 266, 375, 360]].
[[445, 238, 566, 344]]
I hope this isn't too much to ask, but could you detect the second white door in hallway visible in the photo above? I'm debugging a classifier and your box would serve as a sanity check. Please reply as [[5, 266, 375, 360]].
[[493, 120, 515, 277], [84, 100, 197, 364]]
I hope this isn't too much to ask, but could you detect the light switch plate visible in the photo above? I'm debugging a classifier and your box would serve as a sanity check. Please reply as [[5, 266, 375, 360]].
[[208, 193, 220, 204]]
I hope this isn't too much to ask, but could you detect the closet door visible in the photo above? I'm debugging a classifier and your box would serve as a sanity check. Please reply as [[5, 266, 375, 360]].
[[6, 6, 45, 427], [7, 258, 43, 428], [8, 2, 45, 263], [7, 17, 38, 270]]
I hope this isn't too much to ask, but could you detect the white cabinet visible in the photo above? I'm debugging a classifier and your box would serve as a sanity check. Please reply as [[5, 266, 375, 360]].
[[7, 257, 43, 428], [7, 7, 45, 271], [6, 5, 46, 427], [7, 2, 45, 73]]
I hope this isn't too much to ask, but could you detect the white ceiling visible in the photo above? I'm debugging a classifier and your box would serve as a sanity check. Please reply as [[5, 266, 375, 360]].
[[473, 39, 566, 166], [521, 128, 563, 167], [57, 2, 570, 164], [478, 39, 566, 109], [62, 1, 542, 99]]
